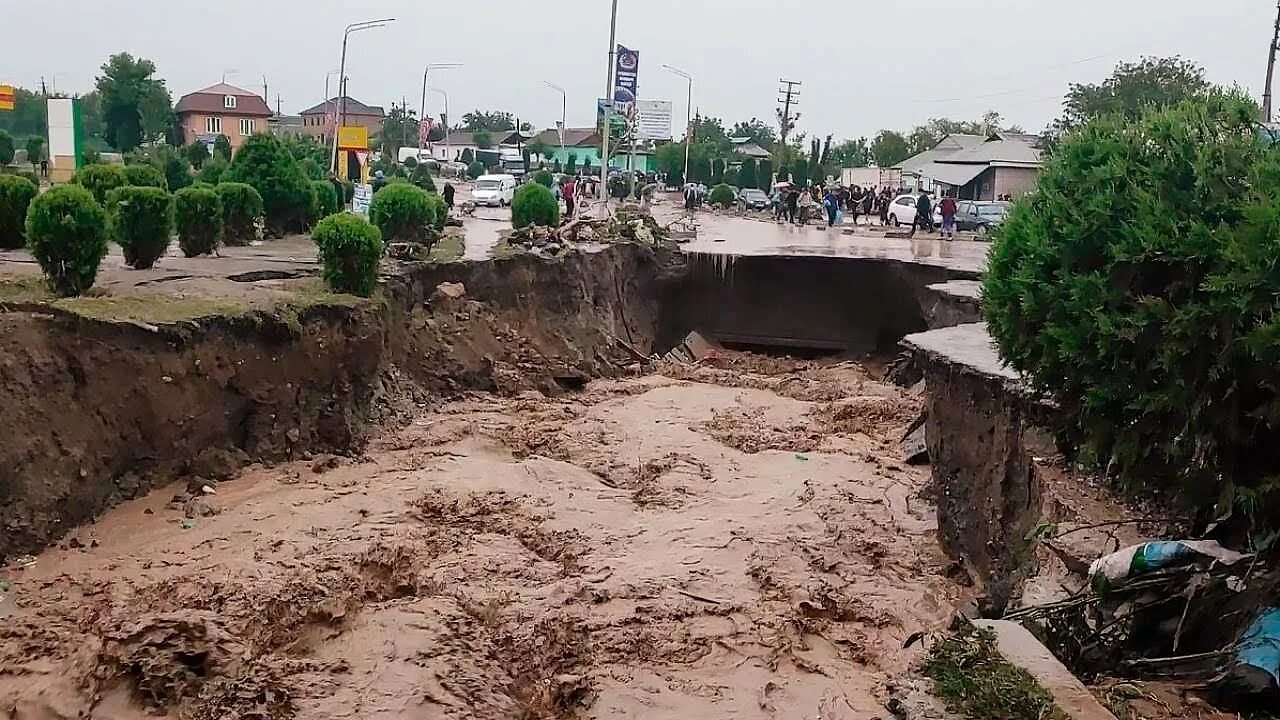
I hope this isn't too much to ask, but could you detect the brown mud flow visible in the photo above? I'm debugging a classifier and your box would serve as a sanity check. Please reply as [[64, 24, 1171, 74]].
[[0, 245, 969, 718]]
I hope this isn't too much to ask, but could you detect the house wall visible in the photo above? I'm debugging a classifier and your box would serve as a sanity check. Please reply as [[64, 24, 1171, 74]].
[[546, 147, 602, 168], [297, 112, 382, 145], [179, 112, 269, 149], [992, 167, 1039, 198]]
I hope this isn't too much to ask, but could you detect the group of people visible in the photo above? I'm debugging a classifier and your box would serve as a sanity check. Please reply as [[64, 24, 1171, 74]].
[[771, 184, 897, 227]]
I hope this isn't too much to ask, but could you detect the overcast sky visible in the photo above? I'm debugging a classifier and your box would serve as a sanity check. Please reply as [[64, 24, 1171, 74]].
[[6, 0, 1274, 140]]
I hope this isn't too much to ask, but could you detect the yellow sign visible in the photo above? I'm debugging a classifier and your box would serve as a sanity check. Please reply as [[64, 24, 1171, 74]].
[[336, 126, 368, 150], [0, 85, 14, 112]]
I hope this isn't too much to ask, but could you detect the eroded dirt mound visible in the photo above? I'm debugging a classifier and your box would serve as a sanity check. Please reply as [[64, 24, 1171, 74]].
[[0, 359, 955, 720]]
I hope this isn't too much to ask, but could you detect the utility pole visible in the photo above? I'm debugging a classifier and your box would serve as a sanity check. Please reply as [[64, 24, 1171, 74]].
[[262, 76, 268, 105], [601, 0, 619, 204], [1265, 1, 1280, 122], [40, 76, 48, 96], [777, 79, 802, 162]]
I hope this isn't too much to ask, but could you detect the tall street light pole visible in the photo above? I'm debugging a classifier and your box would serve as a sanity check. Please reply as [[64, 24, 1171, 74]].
[[662, 64, 692, 185], [330, 18, 395, 174], [1266, 0, 1280, 122], [419, 63, 461, 162], [428, 87, 451, 162], [544, 82, 567, 164], [601, 0, 618, 202]]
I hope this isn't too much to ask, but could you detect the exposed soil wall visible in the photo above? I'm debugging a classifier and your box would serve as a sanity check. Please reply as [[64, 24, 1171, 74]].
[[0, 245, 678, 561]]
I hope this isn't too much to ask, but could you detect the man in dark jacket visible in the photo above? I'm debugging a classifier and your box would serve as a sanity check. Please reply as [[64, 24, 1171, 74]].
[[909, 190, 933, 237]]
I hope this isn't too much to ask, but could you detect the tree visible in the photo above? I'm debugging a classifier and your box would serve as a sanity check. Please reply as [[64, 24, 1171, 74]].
[[566, 154, 577, 174], [710, 158, 725, 184], [213, 134, 232, 161], [474, 129, 494, 150], [688, 116, 731, 153], [526, 139, 551, 164], [730, 118, 776, 149], [757, 159, 774, 190], [460, 147, 475, 164], [870, 130, 911, 167], [0, 131, 14, 166], [95, 53, 173, 152], [460, 110, 518, 132], [739, 158, 758, 190], [691, 155, 712, 185], [831, 138, 870, 168], [185, 141, 210, 169], [521, 148, 531, 174], [790, 157, 809, 187], [808, 137, 823, 185], [380, 103, 419, 159], [0, 87, 48, 139], [1052, 56, 1210, 136]]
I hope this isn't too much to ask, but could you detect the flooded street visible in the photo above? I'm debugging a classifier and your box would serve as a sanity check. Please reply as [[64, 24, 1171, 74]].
[[0, 355, 959, 720]]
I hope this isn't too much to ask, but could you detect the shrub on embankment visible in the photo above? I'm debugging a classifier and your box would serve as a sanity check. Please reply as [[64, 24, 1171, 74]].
[[709, 183, 736, 209], [215, 182, 264, 245], [983, 92, 1280, 519], [73, 163, 128, 205], [0, 174, 38, 249], [312, 213, 383, 297], [369, 182, 437, 245], [224, 134, 312, 235], [311, 180, 339, 222], [511, 182, 559, 229], [123, 163, 168, 190], [174, 186, 224, 257], [106, 186, 174, 269], [25, 184, 109, 296]]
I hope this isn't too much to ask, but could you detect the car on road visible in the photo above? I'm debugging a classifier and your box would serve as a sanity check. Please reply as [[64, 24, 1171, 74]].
[[887, 193, 923, 227], [931, 200, 1012, 236], [738, 188, 770, 211], [472, 174, 517, 207]]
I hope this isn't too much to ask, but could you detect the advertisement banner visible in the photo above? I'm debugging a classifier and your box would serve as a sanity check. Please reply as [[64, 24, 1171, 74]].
[[337, 126, 368, 151], [418, 117, 434, 145], [0, 85, 14, 112], [635, 100, 672, 141], [352, 184, 373, 215], [613, 46, 639, 112]]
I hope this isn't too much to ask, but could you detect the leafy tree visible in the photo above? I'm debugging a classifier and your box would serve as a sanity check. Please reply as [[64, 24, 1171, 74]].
[[729, 118, 776, 148], [164, 153, 192, 191], [0, 175, 38, 249], [552, 159, 563, 174], [0, 131, 14, 165], [723, 167, 740, 187], [198, 157, 228, 185], [757, 159, 774, 190], [831, 138, 870, 168], [460, 147, 475, 164], [311, 180, 340, 221], [565, 154, 577, 174], [526, 139, 551, 163], [298, 157, 325, 181], [312, 213, 383, 297], [105, 186, 172, 269], [379, 103, 419, 158], [691, 155, 712, 185], [790, 157, 809, 187], [25, 185, 109, 296], [738, 158, 758, 190], [215, 182, 264, 245], [95, 53, 173, 151], [123, 163, 167, 189], [460, 110, 518, 132], [710, 158, 725, 184], [870, 130, 911, 167], [474, 129, 494, 150], [709, 183, 735, 208], [185, 141, 210, 169], [0, 87, 49, 139], [467, 161, 485, 179], [688, 116, 732, 153], [174, 186, 223, 257], [73, 164, 128, 204], [533, 170, 554, 187], [511, 183, 559, 228], [985, 92, 1277, 517], [369, 182, 437, 244], [24, 136, 43, 172], [521, 148, 531, 174], [213, 134, 233, 161], [1052, 56, 1210, 136], [808, 138, 823, 185], [224, 134, 312, 235]]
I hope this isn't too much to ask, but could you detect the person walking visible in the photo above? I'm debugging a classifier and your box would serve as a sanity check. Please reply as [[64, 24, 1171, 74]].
[[786, 189, 800, 225], [878, 188, 892, 226], [563, 176, 576, 220], [823, 188, 840, 228], [443, 182, 456, 212], [909, 189, 933, 237], [938, 192, 958, 240]]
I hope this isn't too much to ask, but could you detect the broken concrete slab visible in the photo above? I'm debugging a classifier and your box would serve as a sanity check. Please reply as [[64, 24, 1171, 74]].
[[902, 421, 929, 465], [971, 619, 1117, 720]]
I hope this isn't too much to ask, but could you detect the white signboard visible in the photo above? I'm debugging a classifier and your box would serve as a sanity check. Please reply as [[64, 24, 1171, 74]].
[[352, 183, 373, 215], [635, 99, 672, 141]]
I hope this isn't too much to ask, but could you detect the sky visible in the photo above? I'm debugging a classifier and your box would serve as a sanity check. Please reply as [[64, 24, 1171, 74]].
[[5, 0, 1276, 142]]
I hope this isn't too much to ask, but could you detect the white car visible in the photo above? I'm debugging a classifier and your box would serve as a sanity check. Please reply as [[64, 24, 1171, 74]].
[[472, 174, 517, 207], [888, 193, 926, 226]]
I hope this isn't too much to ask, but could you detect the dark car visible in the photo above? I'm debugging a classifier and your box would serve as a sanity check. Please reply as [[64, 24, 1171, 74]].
[[934, 200, 1011, 236], [738, 188, 770, 211]]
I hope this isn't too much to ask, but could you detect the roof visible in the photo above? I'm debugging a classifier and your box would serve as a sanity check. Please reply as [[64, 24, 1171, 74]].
[[899, 133, 1043, 185], [299, 96, 385, 117], [942, 136, 1042, 166], [527, 127, 601, 148], [733, 142, 772, 159], [917, 161, 988, 187], [175, 83, 273, 117], [895, 134, 987, 173]]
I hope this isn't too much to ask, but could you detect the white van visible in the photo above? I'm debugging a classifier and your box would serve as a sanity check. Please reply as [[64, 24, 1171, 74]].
[[472, 174, 517, 207]]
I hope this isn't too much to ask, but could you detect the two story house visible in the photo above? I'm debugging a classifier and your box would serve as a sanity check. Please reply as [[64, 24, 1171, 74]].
[[174, 83, 274, 150]]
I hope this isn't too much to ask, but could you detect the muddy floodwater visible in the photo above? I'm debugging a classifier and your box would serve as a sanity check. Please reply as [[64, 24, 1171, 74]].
[[0, 355, 960, 719]]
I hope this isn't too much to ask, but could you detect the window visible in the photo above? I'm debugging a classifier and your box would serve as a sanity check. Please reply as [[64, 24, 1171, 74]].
[[897, 197, 913, 207], [223, 95, 237, 109], [205, 116, 222, 134], [239, 118, 255, 136]]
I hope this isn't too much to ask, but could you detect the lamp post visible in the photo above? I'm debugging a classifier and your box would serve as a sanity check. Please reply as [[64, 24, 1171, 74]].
[[662, 64, 692, 186], [428, 87, 450, 162], [329, 18, 395, 174], [600, 0, 618, 202], [418, 63, 461, 162], [543, 81, 567, 165]]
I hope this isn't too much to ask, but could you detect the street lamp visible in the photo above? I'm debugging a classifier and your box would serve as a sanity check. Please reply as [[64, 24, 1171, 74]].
[[601, 0, 619, 202], [419, 63, 461, 162], [428, 87, 451, 162], [543, 81, 567, 163], [329, 18, 395, 174], [662, 64, 692, 186]]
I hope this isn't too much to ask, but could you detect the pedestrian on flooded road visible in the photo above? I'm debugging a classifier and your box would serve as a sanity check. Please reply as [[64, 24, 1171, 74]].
[[908, 189, 933, 237], [443, 182, 456, 212], [786, 189, 800, 224], [823, 188, 840, 228], [563, 176, 576, 219], [938, 192, 958, 240]]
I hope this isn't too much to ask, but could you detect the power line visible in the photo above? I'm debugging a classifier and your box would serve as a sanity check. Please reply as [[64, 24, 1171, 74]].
[[777, 79, 801, 149]]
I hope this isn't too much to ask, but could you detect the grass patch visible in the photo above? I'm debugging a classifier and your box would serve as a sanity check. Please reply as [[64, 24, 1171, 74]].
[[924, 627, 1068, 720], [53, 294, 252, 324], [0, 273, 53, 303], [428, 232, 464, 263], [278, 278, 376, 309], [489, 235, 525, 260]]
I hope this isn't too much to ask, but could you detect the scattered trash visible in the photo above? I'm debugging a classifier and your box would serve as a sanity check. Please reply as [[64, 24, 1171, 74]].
[[6, 555, 36, 570], [200, 485, 216, 495], [1215, 607, 1280, 699], [1089, 540, 1250, 595], [662, 331, 720, 364], [794, 454, 809, 462], [180, 519, 196, 530]]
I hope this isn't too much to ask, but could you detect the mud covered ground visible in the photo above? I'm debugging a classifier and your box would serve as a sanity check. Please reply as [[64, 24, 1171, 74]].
[[0, 353, 960, 720]]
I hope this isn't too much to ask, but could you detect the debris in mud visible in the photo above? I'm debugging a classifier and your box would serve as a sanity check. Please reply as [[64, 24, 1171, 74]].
[[698, 406, 822, 454], [923, 625, 1068, 720]]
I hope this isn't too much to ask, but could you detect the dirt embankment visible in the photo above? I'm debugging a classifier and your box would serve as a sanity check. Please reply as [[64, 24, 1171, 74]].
[[0, 353, 958, 720], [0, 245, 680, 561]]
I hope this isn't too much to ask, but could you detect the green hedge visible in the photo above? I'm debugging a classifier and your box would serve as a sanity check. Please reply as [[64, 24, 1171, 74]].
[[73, 164, 128, 205], [0, 174, 38, 249], [174, 186, 224, 257], [312, 180, 339, 221], [369, 182, 436, 244], [709, 183, 735, 208], [123, 163, 168, 190], [983, 93, 1280, 515], [224, 134, 312, 235], [215, 182, 264, 246], [198, 157, 229, 185], [511, 183, 559, 229], [106, 186, 173, 269], [312, 213, 383, 296], [533, 170, 554, 188], [26, 185, 109, 296], [410, 163, 438, 195]]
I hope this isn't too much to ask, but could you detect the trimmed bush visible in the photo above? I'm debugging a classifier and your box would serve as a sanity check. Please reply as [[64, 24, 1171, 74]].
[[983, 92, 1280, 515], [174, 186, 224, 257], [215, 182, 264, 246], [312, 180, 339, 220], [25, 185, 109, 296], [163, 154, 193, 191], [511, 183, 560, 228], [425, 194, 447, 232], [74, 163, 128, 205], [123, 163, 168, 189], [0, 174, 39, 249], [533, 170, 554, 188], [106, 186, 173, 269], [368, 182, 437, 244], [298, 157, 325, 181], [16, 170, 40, 187], [312, 213, 383, 297], [224, 134, 312, 235], [709, 183, 736, 208], [467, 161, 485, 180], [409, 163, 438, 195], [198, 157, 229, 185]]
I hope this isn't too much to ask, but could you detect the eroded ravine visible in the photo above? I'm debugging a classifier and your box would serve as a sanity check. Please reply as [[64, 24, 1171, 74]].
[[0, 353, 959, 720]]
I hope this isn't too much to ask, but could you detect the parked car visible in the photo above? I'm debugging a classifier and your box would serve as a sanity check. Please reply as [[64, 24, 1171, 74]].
[[739, 188, 770, 211], [472, 174, 517, 207], [887, 193, 924, 226], [931, 200, 1012, 236]]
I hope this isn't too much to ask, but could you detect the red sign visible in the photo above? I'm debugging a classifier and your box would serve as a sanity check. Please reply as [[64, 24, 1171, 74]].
[[418, 118, 434, 144]]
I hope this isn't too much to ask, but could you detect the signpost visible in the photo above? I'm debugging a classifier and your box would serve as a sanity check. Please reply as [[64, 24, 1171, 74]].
[[352, 183, 372, 215], [336, 126, 370, 183], [635, 100, 672, 141]]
